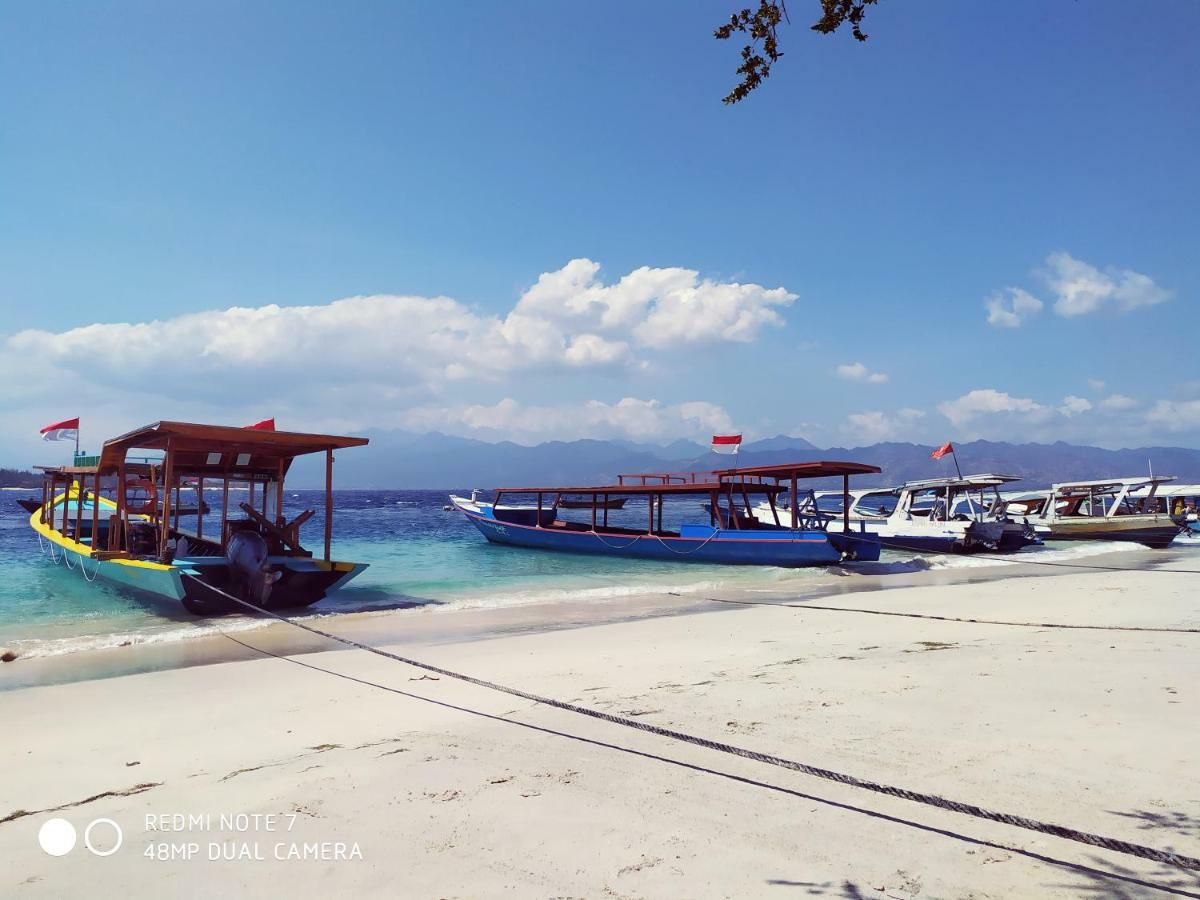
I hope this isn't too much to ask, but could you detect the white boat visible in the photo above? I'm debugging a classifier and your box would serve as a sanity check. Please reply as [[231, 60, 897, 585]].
[[1130, 483, 1200, 533], [753, 474, 1040, 554], [993, 477, 1183, 548]]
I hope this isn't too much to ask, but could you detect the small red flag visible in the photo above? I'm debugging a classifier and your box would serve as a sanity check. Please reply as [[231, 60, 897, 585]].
[[931, 442, 954, 460], [40, 417, 80, 442], [711, 434, 742, 455], [244, 418, 276, 431]]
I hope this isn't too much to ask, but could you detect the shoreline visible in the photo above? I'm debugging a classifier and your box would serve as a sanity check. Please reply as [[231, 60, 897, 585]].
[[1, 554, 1197, 896], [1, 542, 1182, 692]]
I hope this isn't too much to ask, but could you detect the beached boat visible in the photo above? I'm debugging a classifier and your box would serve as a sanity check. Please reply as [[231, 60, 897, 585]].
[[26, 421, 370, 615], [993, 476, 1183, 548], [752, 473, 1040, 554], [450, 461, 883, 566], [1130, 483, 1200, 534]]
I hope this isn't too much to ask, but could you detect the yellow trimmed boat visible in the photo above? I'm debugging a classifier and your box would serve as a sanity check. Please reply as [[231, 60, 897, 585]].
[[27, 421, 369, 615]]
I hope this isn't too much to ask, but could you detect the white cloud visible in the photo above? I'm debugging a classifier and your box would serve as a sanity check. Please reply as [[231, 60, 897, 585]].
[[937, 389, 1045, 427], [984, 287, 1043, 328], [1041, 251, 1171, 317], [1144, 399, 1200, 432], [836, 362, 889, 384], [1087, 378, 1106, 392], [1058, 395, 1092, 417], [1100, 394, 1137, 411], [0, 257, 794, 413], [843, 408, 923, 443], [401, 397, 734, 445]]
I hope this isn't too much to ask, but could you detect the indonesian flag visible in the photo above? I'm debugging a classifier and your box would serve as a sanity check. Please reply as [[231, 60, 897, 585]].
[[40, 417, 79, 442], [244, 418, 276, 431], [711, 434, 742, 455], [931, 442, 955, 460]]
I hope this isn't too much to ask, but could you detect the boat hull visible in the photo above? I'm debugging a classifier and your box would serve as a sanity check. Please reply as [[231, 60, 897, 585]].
[[455, 503, 879, 566], [1038, 517, 1181, 549], [29, 501, 367, 615]]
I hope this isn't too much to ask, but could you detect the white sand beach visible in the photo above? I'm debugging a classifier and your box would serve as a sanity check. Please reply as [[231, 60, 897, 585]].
[[2, 555, 1199, 898]]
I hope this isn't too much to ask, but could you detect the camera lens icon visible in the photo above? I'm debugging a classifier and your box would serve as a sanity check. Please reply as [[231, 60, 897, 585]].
[[37, 819, 76, 857], [38, 817, 123, 857]]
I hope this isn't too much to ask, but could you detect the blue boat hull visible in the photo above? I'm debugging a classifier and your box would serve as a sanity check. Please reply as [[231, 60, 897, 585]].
[[459, 507, 880, 566]]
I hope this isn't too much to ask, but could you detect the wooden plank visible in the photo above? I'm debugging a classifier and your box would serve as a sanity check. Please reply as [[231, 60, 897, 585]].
[[196, 477, 204, 540], [842, 475, 850, 534]]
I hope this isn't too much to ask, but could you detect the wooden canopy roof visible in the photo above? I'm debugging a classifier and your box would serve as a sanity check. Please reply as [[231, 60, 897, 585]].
[[714, 461, 882, 480], [95, 421, 368, 477], [496, 460, 879, 496]]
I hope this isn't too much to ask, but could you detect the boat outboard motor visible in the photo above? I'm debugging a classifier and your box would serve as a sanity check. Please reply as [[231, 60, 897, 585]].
[[226, 530, 282, 608]]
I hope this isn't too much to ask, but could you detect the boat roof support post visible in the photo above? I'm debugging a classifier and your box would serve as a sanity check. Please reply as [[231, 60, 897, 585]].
[[48, 473, 56, 533], [159, 441, 174, 562], [657, 492, 664, 533], [92, 471, 100, 547], [767, 490, 780, 527], [72, 477, 82, 543], [323, 449, 333, 562], [40, 477, 48, 526], [591, 493, 597, 532], [790, 475, 798, 530], [275, 460, 284, 525], [842, 475, 850, 533], [196, 476, 205, 540], [221, 471, 230, 549], [537, 492, 543, 527]]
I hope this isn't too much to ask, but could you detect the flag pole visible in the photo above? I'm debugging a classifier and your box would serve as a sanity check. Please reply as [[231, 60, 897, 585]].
[[950, 447, 963, 480]]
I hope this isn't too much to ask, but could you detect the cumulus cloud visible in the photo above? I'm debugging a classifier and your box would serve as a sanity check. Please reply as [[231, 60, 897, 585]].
[[1144, 399, 1200, 432], [0, 258, 794, 409], [1041, 251, 1171, 317], [843, 408, 923, 443], [984, 287, 1043, 328], [1100, 394, 1137, 411], [401, 397, 734, 445], [937, 389, 1046, 427], [836, 362, 889, 384], [1058, 395, 1092, 417]]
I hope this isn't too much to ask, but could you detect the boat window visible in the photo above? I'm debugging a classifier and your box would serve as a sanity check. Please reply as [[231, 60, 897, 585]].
[[852, 492, 896, 517]]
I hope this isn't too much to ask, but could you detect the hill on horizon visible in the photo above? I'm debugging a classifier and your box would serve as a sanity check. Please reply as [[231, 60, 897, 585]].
[[286, 431, 1200, 491]]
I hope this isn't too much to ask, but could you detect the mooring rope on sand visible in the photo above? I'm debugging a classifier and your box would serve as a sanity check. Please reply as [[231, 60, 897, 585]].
[[191, 580, 1200, 873], [707, 597, 1200, 634]]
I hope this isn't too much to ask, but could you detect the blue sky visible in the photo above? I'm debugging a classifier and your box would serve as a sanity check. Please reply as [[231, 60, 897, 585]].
[[1, 0, 1196, 462]]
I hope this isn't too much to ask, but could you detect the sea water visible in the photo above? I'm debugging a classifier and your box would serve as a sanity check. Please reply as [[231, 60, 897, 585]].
[[0, 488, 1185, 660]]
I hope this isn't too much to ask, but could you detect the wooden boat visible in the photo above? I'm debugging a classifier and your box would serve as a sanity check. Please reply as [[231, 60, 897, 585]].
[[755, 474, 1041, 554], [27, 421, 369, 615], [994, 477, 1183, 548], [450, 461, 883, 566]]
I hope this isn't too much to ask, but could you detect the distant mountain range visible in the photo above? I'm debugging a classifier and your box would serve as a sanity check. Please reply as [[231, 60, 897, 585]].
[[287, 432, 1200, 490]]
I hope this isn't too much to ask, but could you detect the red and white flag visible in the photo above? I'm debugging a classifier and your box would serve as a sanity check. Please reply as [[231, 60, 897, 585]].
[[40, 417, 79, 443], [931, 442, 955, 460], [711, 434, 742, 455], [244, 418, 276, 431]]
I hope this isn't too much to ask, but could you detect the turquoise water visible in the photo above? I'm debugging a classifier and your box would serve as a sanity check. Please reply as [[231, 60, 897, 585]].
[[4, 488, 1191, 660], [0, 489, 794, 658]]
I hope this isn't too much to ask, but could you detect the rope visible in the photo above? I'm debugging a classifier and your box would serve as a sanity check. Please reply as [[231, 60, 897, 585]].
[[708, 597, 1200, 634], [650, 529, 723, 556], [62, 550, 76, 571], [187, 577, 1200, 873], [836, 530, 1200, 574], [79, 553, 100, 583], [588, 531, 645, 551]]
